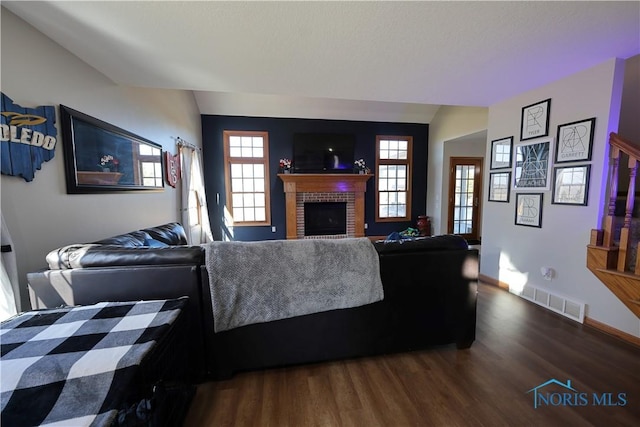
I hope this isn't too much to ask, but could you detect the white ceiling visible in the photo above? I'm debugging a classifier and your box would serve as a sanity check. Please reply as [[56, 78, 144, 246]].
[[4, 1, 639, 123]]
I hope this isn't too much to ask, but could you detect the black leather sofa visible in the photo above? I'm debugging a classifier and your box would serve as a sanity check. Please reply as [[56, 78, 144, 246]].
[[27, 223, 478, 382], [205, 235, 478, 379], [26, 223, 208, 380]]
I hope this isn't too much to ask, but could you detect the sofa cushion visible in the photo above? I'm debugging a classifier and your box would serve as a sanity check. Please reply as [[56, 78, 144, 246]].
[[91, 223, 188, 247], [45, 223, 198, 269], [373, 234, 468, 254], [142, 222, 188, 246], [93, 230, 152, 247], [144, 238, 169, 248]]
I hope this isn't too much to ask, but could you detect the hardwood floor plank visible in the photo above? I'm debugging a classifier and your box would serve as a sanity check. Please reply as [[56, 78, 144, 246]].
[[233, 372, 262, 426], [287, 366, 316, 427], [326, 362, 361, 413], [343, 359, 399, 425], [257, 369, 285, 427], [182, 284, 640, 426], [307, 370, 342, 426]]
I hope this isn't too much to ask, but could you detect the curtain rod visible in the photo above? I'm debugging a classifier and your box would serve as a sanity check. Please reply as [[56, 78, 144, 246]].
[[176, 137, 201, 151]]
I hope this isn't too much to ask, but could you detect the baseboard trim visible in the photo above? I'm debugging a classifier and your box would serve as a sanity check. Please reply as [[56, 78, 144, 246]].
[[479, 274, 640, 348], [583, 317, 640, 349], [478, 273, 509, 290]]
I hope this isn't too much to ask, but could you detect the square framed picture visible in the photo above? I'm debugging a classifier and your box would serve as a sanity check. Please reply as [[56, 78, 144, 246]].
[[552, 164, 590, 206], [515, 193, 543, 228], [490, 136, 513, 170], [555, 118, 596, 163], [488, 172, 511, 202], [513, 138, 553, 190], [520, 98, 551, 140]]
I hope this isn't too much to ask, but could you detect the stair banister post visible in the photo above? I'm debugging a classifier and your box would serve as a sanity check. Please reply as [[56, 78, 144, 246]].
[[608, 147, 620, 216], [617, 156, 638, 272], [624, 156, 637, 229], [603, 146, 620, 247]]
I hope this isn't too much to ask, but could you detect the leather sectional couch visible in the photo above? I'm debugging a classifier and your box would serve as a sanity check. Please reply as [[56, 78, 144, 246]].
[[27, 223, 208, 380], [27, 223, 479, 381]]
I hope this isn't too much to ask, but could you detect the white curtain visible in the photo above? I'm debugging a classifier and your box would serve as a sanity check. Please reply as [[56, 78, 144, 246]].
[[180, 145, 213, 244], [1, 212, 19, 320]]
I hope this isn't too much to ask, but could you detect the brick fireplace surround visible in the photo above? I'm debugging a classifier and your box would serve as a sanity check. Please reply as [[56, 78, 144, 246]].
[[278, 174, 373, 239]]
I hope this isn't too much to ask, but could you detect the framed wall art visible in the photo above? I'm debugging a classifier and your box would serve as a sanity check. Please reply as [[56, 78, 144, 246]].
[[515, 193, 543, 228], [513, 138, 553, 190], [60, 105, 164, 194], [488, 172, 511, 202], [552, 164, 590, 206], [555, 117, 596, 163], [520, 98, 551, 141], [490, 136, 513, 170]]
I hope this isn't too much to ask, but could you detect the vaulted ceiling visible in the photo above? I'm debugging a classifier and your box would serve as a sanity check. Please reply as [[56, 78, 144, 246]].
[[4, 1, 639, 123]]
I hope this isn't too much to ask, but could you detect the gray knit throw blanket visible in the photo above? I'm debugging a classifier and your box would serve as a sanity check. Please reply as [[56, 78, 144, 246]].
[[205, 238, 384, 332]]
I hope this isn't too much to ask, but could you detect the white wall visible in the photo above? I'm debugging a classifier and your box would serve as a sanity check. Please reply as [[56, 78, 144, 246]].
[[481, 57, 640, 337], [0, 9, 202, 309], [195, 91, 439, 124], [427, 107, 488, 235], [618, 55, 640, 143]]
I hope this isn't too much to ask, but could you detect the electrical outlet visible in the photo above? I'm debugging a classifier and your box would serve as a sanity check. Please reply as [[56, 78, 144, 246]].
[[271, 226, 276, 233], [364, 223, 368, 229], [540, 267, 554, 281]]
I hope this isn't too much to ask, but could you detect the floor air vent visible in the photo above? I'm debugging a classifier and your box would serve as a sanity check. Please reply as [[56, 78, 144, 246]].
[[511, 284, 585, 323]]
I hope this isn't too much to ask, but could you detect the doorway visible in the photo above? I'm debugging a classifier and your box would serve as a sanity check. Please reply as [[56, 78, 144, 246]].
[[448, 157, 483, 243]]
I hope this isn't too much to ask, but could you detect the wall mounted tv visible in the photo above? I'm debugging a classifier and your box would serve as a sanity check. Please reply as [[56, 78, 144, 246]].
[[293, 133, 355, 173]]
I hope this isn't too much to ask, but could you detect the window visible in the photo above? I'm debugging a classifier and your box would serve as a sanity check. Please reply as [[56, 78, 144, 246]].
[[223, 131, 271, 226], [448, 158, 482, 239], [138, 143, 162, 187], [375, 136, 412, 222]]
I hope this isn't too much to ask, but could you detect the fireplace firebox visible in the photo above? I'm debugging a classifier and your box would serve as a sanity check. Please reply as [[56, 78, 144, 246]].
[[304, 202, 347, 236]]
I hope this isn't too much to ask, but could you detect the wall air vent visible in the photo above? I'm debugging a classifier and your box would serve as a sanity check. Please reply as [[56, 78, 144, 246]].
[[510, 284, 585, 323]]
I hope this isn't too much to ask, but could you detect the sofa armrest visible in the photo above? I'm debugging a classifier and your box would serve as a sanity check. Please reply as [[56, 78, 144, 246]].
[[46, 245, 204, 270], [376, 247, 478, 348]]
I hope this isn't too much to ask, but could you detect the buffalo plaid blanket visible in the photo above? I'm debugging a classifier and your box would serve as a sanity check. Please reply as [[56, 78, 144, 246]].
[[1, 298, 187, 427]]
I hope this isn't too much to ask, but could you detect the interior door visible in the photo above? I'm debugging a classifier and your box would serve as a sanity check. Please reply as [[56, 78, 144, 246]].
[[448, 157, 483, 243]]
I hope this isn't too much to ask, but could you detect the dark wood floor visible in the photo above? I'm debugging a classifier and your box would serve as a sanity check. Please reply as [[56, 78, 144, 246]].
[[183, 284, 640, 426]]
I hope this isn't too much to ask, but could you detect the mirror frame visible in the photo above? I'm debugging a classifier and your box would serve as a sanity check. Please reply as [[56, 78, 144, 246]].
[[60, 105, 164, 194]]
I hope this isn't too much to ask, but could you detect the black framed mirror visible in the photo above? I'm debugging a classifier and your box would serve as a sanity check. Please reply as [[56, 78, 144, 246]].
[[60, 105, 164, 194]]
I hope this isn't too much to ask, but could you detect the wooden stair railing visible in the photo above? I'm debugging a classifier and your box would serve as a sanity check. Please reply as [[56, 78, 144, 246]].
[[587, 132, 640, 319]]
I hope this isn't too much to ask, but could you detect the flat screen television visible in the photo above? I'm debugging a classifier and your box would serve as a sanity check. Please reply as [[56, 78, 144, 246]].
[[293, 133, 355, 173]]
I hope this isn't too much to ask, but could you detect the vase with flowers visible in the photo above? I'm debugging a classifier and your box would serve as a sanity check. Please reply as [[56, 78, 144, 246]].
[[279, 158, 292, 174], [354, 158, 367, 174], [99, 154, 119, 172]]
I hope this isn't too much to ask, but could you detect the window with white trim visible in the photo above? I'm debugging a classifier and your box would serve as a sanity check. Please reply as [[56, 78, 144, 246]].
[[223, 130, 271, 226], [138, 143, 162, 187], [375, 136, 412, 222]]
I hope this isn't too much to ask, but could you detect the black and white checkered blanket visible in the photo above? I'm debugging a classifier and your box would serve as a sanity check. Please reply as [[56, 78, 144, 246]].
[[0, 298, 187, 427]]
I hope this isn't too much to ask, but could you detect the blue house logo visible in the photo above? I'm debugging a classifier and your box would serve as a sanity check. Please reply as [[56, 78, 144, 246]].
[[527, 378, 627, 409], [527, 379, 579, 409]]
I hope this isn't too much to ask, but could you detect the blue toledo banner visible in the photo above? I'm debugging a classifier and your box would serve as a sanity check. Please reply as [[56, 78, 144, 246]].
[[1, 93, 57, 182]]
